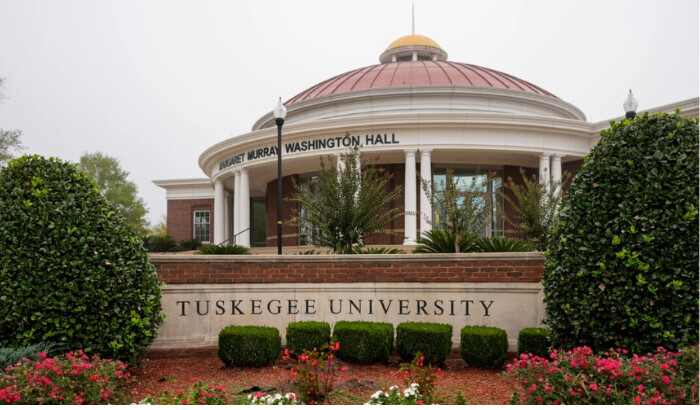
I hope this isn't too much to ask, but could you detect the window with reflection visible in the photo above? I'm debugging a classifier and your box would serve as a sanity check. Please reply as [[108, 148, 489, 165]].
[[432, 168, 503, 237], [193, 210, 210, 243], [298, 175, 322, 246]]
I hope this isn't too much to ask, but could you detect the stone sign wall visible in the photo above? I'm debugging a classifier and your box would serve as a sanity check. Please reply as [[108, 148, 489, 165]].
[[150, 253, 545, 352]]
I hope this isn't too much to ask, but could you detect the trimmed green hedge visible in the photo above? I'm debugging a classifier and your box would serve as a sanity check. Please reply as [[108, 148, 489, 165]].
[[285, 321, 331, 353], [460, 325, 508, 368], [396, 322, 453, 365], [218, 325, 280, 367], [517, 328, 550, 358], [333, 321, 393, 364]]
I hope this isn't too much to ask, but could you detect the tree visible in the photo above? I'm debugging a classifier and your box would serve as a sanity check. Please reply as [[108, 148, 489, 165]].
[[289, 145, 403, 253], [148, 214, 168, 237], [0, 129, 23, 165], [544, 111, 699, 353], [0, 78, 24, 165], [421, 170, 494, 252], [78, 152, 149, 236], [501, 170, 565, 250], [0, 155, 163, 364]]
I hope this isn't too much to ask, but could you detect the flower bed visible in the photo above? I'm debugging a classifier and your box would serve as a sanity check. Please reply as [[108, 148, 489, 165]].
[[0, 350, 132, 405], [506, 346, 699, 405], [129, 354, 517, 405]]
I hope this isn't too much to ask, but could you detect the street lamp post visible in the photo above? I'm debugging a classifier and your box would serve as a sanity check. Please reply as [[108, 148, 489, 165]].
[[623, 89, 638, 119], [273, 98, 287, 255]]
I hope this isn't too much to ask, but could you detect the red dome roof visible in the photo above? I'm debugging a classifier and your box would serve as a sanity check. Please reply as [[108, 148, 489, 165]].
[[286, 60, 555, 104]]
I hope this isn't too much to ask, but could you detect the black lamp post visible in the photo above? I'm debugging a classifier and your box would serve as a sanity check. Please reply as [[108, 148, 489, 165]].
[[273, 98, 287, 255]]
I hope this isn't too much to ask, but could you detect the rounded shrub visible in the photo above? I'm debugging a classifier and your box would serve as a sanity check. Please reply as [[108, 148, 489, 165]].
[[218, 325, 281, 367], [0, 155, 163, 364], [285, 321, 331, 353], [460, 325, 508, 368], [332, 321, 393, 364], [544, 112, 699, 353], [396, 322, 453, 365], [517, 328, 550, 358]]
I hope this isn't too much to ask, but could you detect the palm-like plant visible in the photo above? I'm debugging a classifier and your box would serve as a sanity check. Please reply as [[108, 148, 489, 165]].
[[196, 244, 250, 254], [413, 229, 478, 253], [474, 236, 533, 252]]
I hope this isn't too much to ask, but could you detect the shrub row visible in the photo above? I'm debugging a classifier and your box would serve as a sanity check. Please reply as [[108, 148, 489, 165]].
[[218, 321, 548, 368]]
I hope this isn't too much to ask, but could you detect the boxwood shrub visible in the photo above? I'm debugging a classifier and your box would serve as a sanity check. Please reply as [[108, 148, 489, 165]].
[[544, 112, 699, 353], [0, 155, 163, 364], [460, 325, 508, 368], [218, 325, 280, 367], [333, 321, 393, 364], [396, 322, 453, 365], [285, 321, 331, 353], [517, 327, 550, 358]]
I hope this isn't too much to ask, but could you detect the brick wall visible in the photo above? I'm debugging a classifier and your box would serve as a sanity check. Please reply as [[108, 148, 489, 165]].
[[151, 253, 544, 284], [167, 199, 215, 242]]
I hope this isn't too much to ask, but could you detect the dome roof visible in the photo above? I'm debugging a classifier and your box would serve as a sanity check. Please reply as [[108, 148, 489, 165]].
[[386, 34, 442, 51], [286, 60, 556, 104]]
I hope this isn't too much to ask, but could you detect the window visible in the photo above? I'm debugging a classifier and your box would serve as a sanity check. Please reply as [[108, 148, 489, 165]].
[[432, 168, 504, 237], [251, 199, 267, 247], [298, 176, 322, 246], [193, 210, 210, 243]]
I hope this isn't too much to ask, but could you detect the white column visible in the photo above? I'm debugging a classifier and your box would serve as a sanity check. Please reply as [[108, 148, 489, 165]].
[[233, 170, 241, 240], [239, 168, 251, 247], [336, 153, 345, 175], [223, 191, 231, 242], [419, 149, 433, 237], [539, 153, 551, 190], [551, 154, 563, 196], [213, 178, 225, 244], [404, 149, 417, 245]]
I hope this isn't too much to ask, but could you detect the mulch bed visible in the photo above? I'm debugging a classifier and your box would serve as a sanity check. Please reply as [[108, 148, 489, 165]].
[[129, 351, 520, 405]]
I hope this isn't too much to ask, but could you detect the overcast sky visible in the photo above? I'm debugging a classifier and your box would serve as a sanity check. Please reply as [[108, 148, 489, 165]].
[[0, 0, 697, 227]]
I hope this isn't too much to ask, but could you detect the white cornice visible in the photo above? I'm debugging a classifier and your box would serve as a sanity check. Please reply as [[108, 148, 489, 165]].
[[153, 178, 212, 188], [199, 112, 595, 179], [590, 97, 699, 141], [253, 86, 587, 131]]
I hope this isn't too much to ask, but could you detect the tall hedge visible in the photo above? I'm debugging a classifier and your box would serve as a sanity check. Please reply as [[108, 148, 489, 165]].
[[0, 156, 164, 364], [544, 112, 699, 353]]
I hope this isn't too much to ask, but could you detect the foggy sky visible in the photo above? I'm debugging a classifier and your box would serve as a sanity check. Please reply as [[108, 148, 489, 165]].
[[0, 0, 697, 227]]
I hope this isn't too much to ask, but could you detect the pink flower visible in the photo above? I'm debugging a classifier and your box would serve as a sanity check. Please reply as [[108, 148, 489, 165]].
[[635, 396, 642, 404]]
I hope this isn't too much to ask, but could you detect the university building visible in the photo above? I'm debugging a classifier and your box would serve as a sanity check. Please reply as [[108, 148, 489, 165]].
[[154, 33, 699, 248]]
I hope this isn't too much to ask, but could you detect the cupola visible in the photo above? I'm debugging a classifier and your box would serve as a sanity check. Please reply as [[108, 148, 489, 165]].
[[379, 34, 448, 63]]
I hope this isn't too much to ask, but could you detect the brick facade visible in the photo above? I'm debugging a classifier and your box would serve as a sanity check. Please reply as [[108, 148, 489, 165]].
[[151, 254, 544, 284], [166, 161, 582, 246], [167, 198, 215, 243]]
